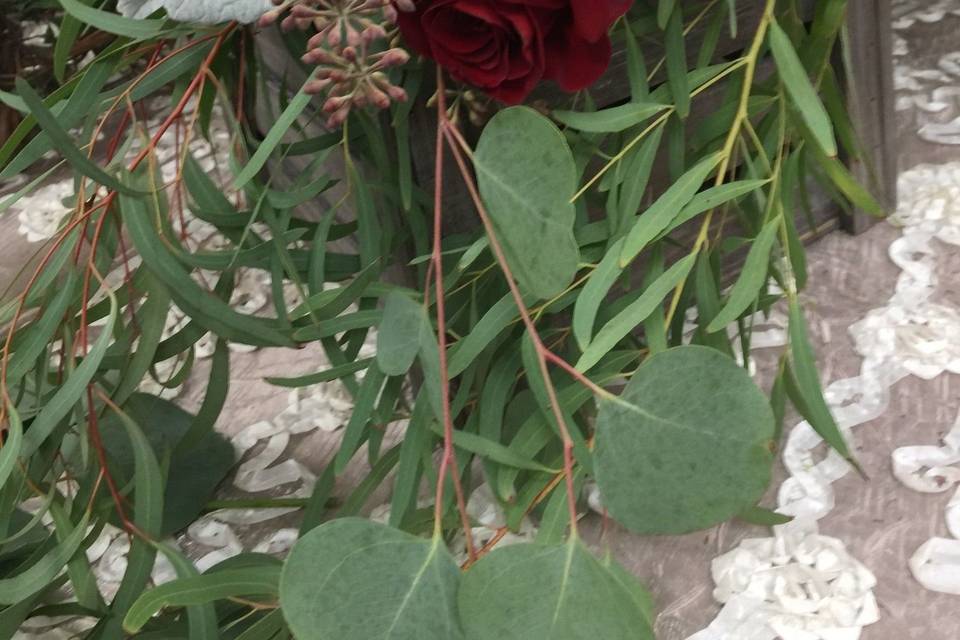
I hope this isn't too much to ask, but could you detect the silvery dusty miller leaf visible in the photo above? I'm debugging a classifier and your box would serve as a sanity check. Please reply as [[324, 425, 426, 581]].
[[117, 0, 272, 24]]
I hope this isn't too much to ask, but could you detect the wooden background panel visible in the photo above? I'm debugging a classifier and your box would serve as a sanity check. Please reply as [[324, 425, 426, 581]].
[[844, 0, 898, 233]]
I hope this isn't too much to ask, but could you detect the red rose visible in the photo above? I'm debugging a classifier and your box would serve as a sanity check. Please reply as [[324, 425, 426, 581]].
[[396, 0, 633, 104]]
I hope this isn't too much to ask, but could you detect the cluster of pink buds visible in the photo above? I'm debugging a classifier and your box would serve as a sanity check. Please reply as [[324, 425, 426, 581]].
[[260, 0, 412, 128]]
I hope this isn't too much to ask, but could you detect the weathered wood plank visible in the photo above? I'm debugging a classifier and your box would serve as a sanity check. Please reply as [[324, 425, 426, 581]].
[[844, 0, 897, 233]]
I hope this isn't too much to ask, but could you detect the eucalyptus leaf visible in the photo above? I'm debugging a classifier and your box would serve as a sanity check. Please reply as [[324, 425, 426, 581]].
[[280, 519, 462, 640], [553, 103, 668, 133], [595, 346, 775, 534], [474, 107, 580, 299], [706, 215, 781, 333], [377, 291, 424, 376], [769, 20, 838, 156], [458, 540, 654, 640], [619, 153, 722, 267]]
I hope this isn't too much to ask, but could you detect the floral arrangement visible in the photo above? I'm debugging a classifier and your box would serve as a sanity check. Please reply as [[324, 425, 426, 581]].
[[0, 1, 882, 638]]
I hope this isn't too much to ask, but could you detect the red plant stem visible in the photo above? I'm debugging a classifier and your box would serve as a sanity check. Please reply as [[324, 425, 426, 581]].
[[438, 117, 581, 536], [71, 25, 234, 519], [431, 69, 476, 560], [0, 25, 235, 513], [127, 25, 235, 173], [0, 198, 111, 410], [236, 30, 248, 127], [86, 384, 135, 531], [114, 213, 139, 327], [541, 349, 614, 400]]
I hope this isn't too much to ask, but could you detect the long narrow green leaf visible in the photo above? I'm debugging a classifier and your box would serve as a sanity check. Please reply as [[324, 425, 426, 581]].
[[0, 511, 90, 605], [234, 83, 313, 189], [769, 20, 838, 156], [666, 8, 690, 118], [124, 567, 281, 634], [59, 0, 165, 39], [14, 77, 141, 196], [21, 292, 117, 457], [553, 103, 668, 133], [665, 179, 771, 235], [389, 394, 433, 528], [578, 254, 696, 372], [333, 365, 387, 473], [573, 238, 624, 350], [1, 57, 116, 180], [809, 144, 885, 216], [54, 4, 87, 83], [427, 421, 558, 474], [152, 543, 220, 640], [448, 293, 530, 377], [120, 186, 294, 347], [114, 274, 170, 404], [707, 215, 781, 333], [658, 0, 677, 29], [786, 299, 858, 466], [0, 404, 23, 490], [617, 125, 665, 232], [6, 270, 79, 385], [291, 310, 383, 342], [265, 358, 373, 388], [620, 153, 721, 267]]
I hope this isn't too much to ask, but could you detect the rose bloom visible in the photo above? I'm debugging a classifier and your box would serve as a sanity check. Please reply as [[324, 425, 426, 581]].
[[396, 0, 633, 104]]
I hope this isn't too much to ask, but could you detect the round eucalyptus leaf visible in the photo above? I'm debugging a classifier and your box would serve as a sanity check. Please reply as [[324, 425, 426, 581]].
[[458, 540, 654, 640], [377, 291, 424, 376], [474, 106, 580, 300], [279, 518, 462, 640], [595, 345, 775, 534]]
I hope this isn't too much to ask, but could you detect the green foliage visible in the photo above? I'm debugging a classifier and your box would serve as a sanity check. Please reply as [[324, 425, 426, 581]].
[[594, 346, 775, 534], [458, 539, 654, 640], [473, 107, 580, 299], [280, 519, 462, 639], [0, 0, 882, 637]]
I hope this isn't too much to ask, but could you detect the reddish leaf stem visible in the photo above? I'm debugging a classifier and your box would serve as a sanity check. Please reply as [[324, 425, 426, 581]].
[[431, 69, 476, 561], [437, 107, 580, 536]]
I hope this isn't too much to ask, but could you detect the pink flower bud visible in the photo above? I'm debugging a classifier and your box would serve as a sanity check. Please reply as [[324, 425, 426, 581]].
[[326, 105, 351, 129], [365, 85, 391, 110], [387, 85, 408, 102], [304, 78, 332, 95], [323, 95, 350, 114], [362, 24, 388, 44], [258, 8, 283, 27], [326, 26, 342, 48], [346, 25, 361, 47], [290, 4, 318, 18], [302, 47, 336, 65], [378, 48, 410, 67]]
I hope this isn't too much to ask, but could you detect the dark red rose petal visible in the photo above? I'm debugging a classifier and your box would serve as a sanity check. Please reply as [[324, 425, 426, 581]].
[[394, 0, 632, 103], [543, 23, 612, 92], [569, 0, 633, 42]]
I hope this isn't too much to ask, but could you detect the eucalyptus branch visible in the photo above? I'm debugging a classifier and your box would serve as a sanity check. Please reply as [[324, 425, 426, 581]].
[[439, 109, 582, 537], [431, 68, 476, 560]]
